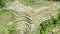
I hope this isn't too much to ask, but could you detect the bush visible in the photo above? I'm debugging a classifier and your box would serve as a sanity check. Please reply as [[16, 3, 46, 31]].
[[52, 0, 60, 1], [38, 11, 60, 34], [0, 0, 6, 8], [47, 0, 60, 1]]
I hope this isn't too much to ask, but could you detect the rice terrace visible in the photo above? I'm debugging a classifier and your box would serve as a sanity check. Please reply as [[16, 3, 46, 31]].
[[0, 0, 60, 34]]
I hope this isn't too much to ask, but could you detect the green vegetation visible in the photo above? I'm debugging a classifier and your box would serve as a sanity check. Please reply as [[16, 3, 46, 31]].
[[0, 0, 6, 8], [47, 0, 60, 1], [0, 9, 17, 34], [37, 10, 60, 34], [18, 0, 35, 6], [18, 0, 53, 8], [0, 0, 60, 34]]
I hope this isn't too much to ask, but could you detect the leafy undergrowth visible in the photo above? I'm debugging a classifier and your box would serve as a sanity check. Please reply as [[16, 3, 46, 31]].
[[0, 9, 17, 34], [36, 10, 60, 34]]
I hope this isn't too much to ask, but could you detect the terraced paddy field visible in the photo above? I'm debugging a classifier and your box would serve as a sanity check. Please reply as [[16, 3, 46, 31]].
[[0, 0, 60, 34]]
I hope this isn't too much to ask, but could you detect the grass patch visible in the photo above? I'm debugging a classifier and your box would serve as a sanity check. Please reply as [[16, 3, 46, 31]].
[[18, 0, 54, 8], [0, 9, 17, 34]]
